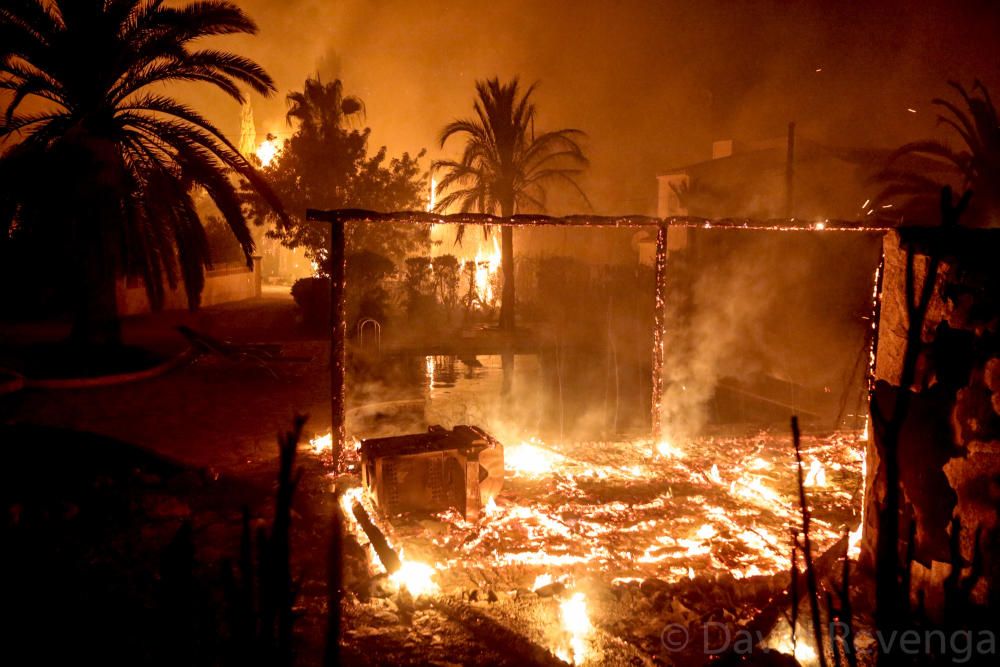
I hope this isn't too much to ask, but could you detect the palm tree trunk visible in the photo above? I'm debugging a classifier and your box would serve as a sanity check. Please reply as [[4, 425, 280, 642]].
[[70, 215, 122, 346], [498, 200, 515, 331]]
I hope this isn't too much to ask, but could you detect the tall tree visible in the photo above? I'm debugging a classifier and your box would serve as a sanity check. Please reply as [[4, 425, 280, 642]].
[[0, 0, 283, 344], [243, 75, 427, 273], [876, 80, 999, 226], [433, 77, 589, 331]]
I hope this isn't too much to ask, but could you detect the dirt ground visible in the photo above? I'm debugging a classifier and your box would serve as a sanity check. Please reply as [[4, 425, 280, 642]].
[[0, 295, 549, 666]]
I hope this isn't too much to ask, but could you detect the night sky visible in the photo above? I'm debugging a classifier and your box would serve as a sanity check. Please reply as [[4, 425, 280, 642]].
[[189, 0, 1000, 214]]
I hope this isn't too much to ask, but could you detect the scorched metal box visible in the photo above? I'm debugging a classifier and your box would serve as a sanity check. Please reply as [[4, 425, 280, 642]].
[[359, 425, 504, 521]]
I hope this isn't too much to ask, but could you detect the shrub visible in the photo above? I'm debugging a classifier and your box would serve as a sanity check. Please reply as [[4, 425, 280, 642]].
[[291, 276, 329, 330]]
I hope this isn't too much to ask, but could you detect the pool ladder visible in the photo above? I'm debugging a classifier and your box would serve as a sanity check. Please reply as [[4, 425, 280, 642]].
[[357, 318, 382, 352]]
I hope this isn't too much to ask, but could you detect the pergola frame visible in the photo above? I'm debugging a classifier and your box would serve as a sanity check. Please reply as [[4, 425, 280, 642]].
[[306, 208, 892, 470]]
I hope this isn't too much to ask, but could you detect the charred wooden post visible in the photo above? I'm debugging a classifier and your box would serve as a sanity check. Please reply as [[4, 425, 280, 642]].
[[651, 223, 668, 440], [330, 220, 347, 473], [351, 500, 402, 574]]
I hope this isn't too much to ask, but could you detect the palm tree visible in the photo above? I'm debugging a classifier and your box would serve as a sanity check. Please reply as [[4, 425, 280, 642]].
[[876, 80, 1000, 226], [284, 75, 365, 138], [0, 0, 283, 344], [433, 77, 589, 331]]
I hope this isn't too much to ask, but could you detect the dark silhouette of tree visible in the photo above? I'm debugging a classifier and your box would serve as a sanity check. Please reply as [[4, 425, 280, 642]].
[[876, 81, 999, 226], [668, 177, 727, 217], [285, 76, 365, 136], [244, 75, 427, 273], [0, 0, 282, 344], [433, 77, 589, 331]]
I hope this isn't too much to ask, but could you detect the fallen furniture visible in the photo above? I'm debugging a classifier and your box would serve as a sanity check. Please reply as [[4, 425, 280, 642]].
[[177, 325, 311, 376]]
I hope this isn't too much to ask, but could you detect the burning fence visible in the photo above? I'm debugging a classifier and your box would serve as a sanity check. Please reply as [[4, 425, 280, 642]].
[[304, 208, 886, 663]]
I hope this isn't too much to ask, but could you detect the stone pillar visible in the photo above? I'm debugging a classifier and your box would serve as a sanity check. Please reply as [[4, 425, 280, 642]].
[[862, 227, 1000, 616]]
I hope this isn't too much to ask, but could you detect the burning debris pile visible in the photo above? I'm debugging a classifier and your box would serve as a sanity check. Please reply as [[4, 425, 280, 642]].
[[323, 427, 864, 664], [395, 432, 862, 584]]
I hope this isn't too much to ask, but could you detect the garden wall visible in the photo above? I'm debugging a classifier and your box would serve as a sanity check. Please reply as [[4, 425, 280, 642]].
[[862, 227, 1000, 617], [117, 257, 262, 315]]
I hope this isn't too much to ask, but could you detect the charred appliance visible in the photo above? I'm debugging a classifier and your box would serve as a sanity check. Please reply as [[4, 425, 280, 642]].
[[360, 425, 504, 521]]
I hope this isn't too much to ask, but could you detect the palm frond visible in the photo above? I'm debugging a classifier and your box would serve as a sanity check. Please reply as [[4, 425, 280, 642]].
[[0, 0, 281, 315]]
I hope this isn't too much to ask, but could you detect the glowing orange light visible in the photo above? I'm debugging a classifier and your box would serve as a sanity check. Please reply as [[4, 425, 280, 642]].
[[557, 592, 592, 664], [256, 135, 280, 167], [389, 557, 439, 597]]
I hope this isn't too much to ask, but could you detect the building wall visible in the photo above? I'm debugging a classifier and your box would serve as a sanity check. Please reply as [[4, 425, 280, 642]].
[[117, 258, 261, 315]]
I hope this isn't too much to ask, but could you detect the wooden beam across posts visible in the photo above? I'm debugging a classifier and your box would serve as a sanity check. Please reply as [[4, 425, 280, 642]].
[[305, 208, 892, 232], [651, 224, 668, 441]]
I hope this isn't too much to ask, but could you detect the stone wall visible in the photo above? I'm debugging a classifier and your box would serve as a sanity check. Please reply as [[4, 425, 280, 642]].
[[862, 228, 1000, 616], [117, 257, 262, 315]]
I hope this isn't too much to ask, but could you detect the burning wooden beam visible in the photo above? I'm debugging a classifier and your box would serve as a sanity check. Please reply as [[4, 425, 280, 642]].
[[306, 208, 894, 231]]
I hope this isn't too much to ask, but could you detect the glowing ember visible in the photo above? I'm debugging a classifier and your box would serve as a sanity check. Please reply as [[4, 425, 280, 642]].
[[557, 592, 592, 665], [410, 431, 863, 587], [255, 134, 280, 167], [389, 558, 440, 597]]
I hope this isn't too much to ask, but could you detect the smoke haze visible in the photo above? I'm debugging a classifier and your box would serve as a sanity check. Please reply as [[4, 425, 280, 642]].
[[193, 0, 1000, 215]]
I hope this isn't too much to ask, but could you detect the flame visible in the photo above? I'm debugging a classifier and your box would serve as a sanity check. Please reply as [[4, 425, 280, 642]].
[[532, 573, 553, 591], [255, 136, 280, 167], [310, 432, 332, 456], [770, 633, 818, 665], [803, 459, 827, 487], [505, 441, 564, 476], [655, 439, 687, 459], [427, 176, 437, 212], [557, 592, 592, 664], [468, 235, 501, 307], [483, 496, 501, 517], [425, 355, 435, 393], [848, 444, 868, 559], [338, 486, 439, 596], [848, 523, 863, 560], [707, 463, 723, 484], [389, 557, 439, 597]]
